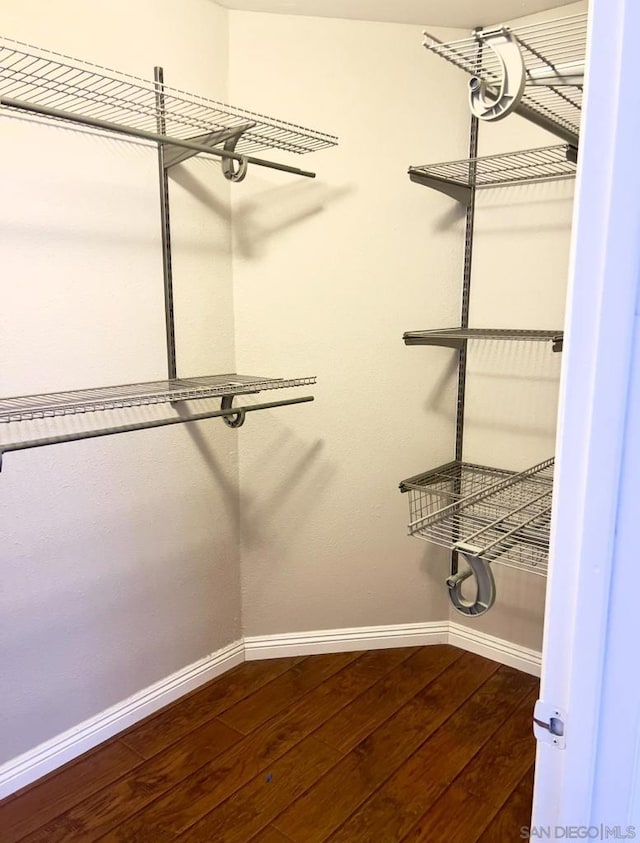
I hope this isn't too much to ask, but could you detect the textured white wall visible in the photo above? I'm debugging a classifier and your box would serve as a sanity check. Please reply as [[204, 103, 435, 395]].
[[0, 0, 241, 763], [228, 12, 470, 635]]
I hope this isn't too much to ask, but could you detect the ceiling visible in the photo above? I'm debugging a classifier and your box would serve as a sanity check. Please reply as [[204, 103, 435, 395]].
[[215, 0, 579, 28]]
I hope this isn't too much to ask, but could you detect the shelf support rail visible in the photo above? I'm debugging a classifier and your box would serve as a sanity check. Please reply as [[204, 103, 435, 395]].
[[0, 95, 318, 180], [154, 67, 177, 380], [450, 94, 479, 584], [0, 394, 314, 470]]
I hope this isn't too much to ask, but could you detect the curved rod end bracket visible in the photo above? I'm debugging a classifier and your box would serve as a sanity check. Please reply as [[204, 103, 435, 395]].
[[447, 547, 496, 617], [221, 394, 246, 428], [221, 128, 251, 182], [468, 30, 526, 122]]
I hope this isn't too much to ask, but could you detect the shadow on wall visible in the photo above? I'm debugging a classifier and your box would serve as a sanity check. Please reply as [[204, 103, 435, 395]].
[[232, 180, 353, 260], [432, 201, 468, 232], [421, 341, 561, 437], [185, 419, 335, 551], [180, 420, 240, 525], [237, 436, 335, 552], [418, 543, 450, 583], [169, 163, 231, 228], [422, 350, 459, 421]]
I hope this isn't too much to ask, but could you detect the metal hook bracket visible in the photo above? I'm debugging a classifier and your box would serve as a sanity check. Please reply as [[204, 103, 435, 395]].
[[161, 122, 255, 181], [161, 123, 253, 170], [221, 395, 246, 428], [468, 28, 526, 121], [447, 545, 496, 617], [220, 125, 253, 183]]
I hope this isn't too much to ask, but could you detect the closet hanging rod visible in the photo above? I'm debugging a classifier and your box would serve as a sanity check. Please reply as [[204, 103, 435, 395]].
[[0, 395, 314, 469], [0, 95, 317, 179]]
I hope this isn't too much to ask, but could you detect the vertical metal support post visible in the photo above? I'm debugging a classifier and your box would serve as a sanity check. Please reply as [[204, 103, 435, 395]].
[[154, 67, 177, 380], [454, 113, 479, 463], [450, 43, 481, 579]]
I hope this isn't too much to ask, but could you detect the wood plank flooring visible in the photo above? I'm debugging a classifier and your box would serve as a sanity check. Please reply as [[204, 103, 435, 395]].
[[0, 646, 538, 842]]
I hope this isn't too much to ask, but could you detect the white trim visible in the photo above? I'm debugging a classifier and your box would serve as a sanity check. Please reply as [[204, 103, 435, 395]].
[[243, 621, 449, 659], [0, 622, 541, 799], [245, 621, 540, 676], [448, 623, 541, 677], [533, 0, 640, 828], [0, 640, 244, 801]]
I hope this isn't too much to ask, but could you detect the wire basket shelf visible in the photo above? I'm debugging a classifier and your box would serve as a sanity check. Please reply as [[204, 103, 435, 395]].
[[400, 458, 554, 575], [409, 144, 576, 198], [403, 327, 563, 351], [0, 37, 337, 156], [424, 12, 587, 142], [0, 374, 316, 423]]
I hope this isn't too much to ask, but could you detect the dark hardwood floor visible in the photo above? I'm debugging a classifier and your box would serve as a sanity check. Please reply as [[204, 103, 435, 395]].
[[0, 646, 538, 842]]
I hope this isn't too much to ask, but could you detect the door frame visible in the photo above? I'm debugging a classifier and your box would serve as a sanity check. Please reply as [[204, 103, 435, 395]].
[[533, 0, 640, 827]]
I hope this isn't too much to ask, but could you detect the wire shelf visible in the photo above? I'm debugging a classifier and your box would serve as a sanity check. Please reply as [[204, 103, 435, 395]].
[[0, 374, 316, 423], [409, 144, 576, 202], [424, 12, 587, 142], [0, 37, 338, 157], [400, 458, 554, 575], [403, 328, 563, 351]]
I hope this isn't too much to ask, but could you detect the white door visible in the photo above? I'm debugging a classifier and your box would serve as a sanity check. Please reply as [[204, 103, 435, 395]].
[[532, 0, 640, 831]]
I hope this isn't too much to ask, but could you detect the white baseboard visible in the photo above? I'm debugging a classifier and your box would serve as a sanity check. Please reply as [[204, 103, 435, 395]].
[[0, 622, 540, 800], [244, 621, 449, 660], [0, 639, 244, 801], [245, 621, 541, 675], [448, 622, 542, 677]]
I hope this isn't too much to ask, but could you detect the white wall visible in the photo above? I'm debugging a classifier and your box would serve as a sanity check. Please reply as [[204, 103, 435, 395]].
[[0, 0, 241, 763], [228, 12, 470, 635]]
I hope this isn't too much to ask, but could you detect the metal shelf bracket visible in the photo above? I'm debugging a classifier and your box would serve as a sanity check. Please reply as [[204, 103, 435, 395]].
[[162, 124, 256, 182], [162, 123, 255, 174], [408, 171, 472, 206]]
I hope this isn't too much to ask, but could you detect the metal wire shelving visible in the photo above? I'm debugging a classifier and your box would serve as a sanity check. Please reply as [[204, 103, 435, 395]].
[[423, 12, 587, 145], [409, 144, 577, 204], [0, 36, 337, 179], [0, 37, 331, 465], [400, 458, 554, 576], [0, 375, 316, 423], [0, 375, 316, 466], [399, 12, 577, 613], [403, 328, 563, 352]]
